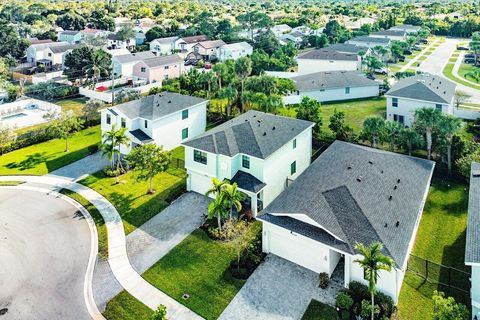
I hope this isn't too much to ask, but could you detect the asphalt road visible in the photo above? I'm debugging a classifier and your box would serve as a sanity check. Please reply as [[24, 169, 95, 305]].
[[0, 189, 92, 320]]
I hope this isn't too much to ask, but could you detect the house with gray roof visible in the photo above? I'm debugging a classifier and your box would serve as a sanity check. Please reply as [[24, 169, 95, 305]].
[[466, 162, 480, 319], [390, 24, 422, 34], [370, 29, 407, 41], [385, 73, 456, 126], [100, 92, 208, 153], [297, 49, 361, 75], [182, 110, 315, 217], [347, 35, 391, 48], [283, 70, 379, 104], [150, 36, 179, 56], [132, 54, 184, 84], [112, 51, 156, 79], [326, 43, 370, 55], [259, 140, 435, 303]]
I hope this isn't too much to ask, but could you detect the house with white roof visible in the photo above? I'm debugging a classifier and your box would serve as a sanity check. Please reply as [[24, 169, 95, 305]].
[[259, 140, 435, 303], [191, 40, 226, 61], [175, 35, 209, 53], [297, 49, 361, 75], [217, 42, 253, 61], [370, 30, 407, 41], [100, 92, 208, 154], [112, 51, 156, 79], [150, 36, 179, 56], [390, 24, 422, 34], [283, 70, 379, 104], [107, 33, 136, 51], [279, 31, 304, 48], [26, 41, 70, 64], [182, 110, 314, 217], [385, 73, 456, 127], [44, 44, 78, 68], [344, 17, 377, 30], [271, 24, 292, 38], [347, 36, 391, 48], [80, 28, 110, 41], [466, 162, 480, 320]]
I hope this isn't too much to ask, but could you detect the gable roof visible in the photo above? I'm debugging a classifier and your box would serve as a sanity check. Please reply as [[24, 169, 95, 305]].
[[140, 54, 183, 68], [260, 141, 435, 267], [291, 70, 378, 91], [220, 42, 253, 52], [179, 35, 209, 44], [371, 30, 406, 37], [152, 36, 179, 44], [390, 24, 421, 32], [466, 162, 480, 264], [48, 44, 78, 54], [29, 41, 70, 51], [386, 73, 456, 104], [297, 49, 359, 61], [114, 51, 156, 64], [195, 40, 226, 49], [349, 36, 391, 44], [59, 30, 80, 36], [112, 92, 206, 121], [326, 43, 368, 54], [183, 110, 314, 159]]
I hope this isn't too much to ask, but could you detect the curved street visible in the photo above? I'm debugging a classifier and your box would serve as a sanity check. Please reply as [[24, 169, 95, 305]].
[[0, 189, 92, 320]]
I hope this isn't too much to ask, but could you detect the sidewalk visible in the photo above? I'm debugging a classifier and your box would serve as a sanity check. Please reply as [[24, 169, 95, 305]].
[[399, 38, 439, 73]]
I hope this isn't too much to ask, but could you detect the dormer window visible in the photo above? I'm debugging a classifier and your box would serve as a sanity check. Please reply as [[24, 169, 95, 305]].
[[242, 155, 250, 169]]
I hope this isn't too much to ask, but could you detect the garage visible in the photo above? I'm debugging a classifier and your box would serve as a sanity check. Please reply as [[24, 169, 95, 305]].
[[262, 222, 340, 275], [188, 171, 213, 195]]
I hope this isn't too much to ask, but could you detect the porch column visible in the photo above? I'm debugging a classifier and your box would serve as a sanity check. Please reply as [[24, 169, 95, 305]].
[[251, 194, 258, 217], [344, 255, 351, 289]]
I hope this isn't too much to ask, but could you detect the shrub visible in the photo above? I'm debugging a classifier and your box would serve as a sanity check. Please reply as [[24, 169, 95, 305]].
[[25, 82, 78, 100], [319, 272, 330, 289], [88, 144, 99, 154], [164, 179, 186, 203], [150, 304, 167, 320], [103, 166, 125, 177], [336, 292, 354, 310], [348, 281, 370, 302], [360, 299, 380, 319], [432, 290, 469, 320], [346, 281, 394, 318]]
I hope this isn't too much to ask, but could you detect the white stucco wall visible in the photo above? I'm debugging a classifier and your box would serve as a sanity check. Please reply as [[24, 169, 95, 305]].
[[297, 59, 360, 74], [284, 85, 379, 105], [471, 265, 480, 319]]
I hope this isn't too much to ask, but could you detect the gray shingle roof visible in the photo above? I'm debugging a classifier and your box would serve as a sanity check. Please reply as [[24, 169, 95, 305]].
[[386, 73, 456, 104], [179, 35, 209, 44], [291, 70, 378, 91], [49, 44, 78, 53], [260, 141, 435, 267], [129, 129, 153, 143], [152, 36, 179, 44], [113, 92, 206, 121], [142, 54, 182, 68], [298, 49, 359, 61], [115, 51, 156, 64], [326, 43, 368, 54], [60, 30, 80, 36], [195, 40, 226, 49], [466, 162, 480, 264], [183, 110, 314, 159], [230, 171, 266, 193], [371, 30, 406, 37], [349, 36, 391, 44]]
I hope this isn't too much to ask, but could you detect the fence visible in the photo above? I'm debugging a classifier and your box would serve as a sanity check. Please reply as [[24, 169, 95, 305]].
[[170, 157, 185, 170]]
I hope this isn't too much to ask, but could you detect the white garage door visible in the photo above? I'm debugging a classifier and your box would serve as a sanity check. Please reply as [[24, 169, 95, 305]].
[[189, 172, 213, 195], [266, 225, 331, 274]]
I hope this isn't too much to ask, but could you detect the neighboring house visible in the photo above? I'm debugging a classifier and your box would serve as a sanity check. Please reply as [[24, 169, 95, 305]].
[[191, 40, 226, 61], [370, 30, 407, 41], [279, 31, 304, 48], [44, 44, 78, 67], [466, 162, 480, 320], [259, 140, 435, 303], [347, 36, 391, 48], [385, 73, 456, 127], [150, 36, 179, 56], [80, 27, 109, 40], [344, 17, 377, 30], [26, 41, 69, 63], [271, 24, 292, 38], [390, 24, 422, 34], [114, 17, 131, 31], [326, 43, 370, 55], [112, 51, 156, 78], [175, 35, 209, 53], [107, 33, 136, 51], [100, 92, 208, 153], [297, 49, 361, 74], [284, 70, 379, 105], [105, 48, 131, 57], [57, 30, 82, 44], [132, 54, 184, 84], [27, 38, 53, 45], [182, 110, 315, 217], [217, 42, 253, 61], [134, 30, 146, 45]]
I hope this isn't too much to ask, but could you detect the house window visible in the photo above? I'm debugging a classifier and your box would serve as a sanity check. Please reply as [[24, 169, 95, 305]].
[[435, 104, 442, 111], [194, 150, 207, 164], [106, 114, 111, 125], [242, 155, 250, 169], [291, 161, 296, 175], [121, 117, 126, 128], [392, 98, 398, 107], [164, 65, 169, 70], [48, 53, 52, 57], [144, 120, 148, 128], [345, 87, 350, 94], [393, 114, 405, 124], [182, 128, 188, 140], [141, 67, 146, 72], [293, 139, 297, 149], [182, 109, 189, 120]]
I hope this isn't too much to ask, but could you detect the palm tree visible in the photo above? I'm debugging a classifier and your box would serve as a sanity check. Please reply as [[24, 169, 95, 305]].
[[362, 116, 385, 148], [101, 125, 119, 169], [438, 115, 462, 174], [199, 71, 217, 99], [465, 67, 480, 83], [241, 91, 256, 112], [398, 128, 423, 156], [234, 57, 253, 111], [205, 177, 227, 198], [207, 195, 228, 231], [262, 94, 283, 114], [217, 86, 238, 116], [383, 121, 402, 151], [414, 107, 441, 160], [354, 242, 394, 320], [82, 50, 110, 84], [222, 183, 245, 219], [213, 63, 228, 90]]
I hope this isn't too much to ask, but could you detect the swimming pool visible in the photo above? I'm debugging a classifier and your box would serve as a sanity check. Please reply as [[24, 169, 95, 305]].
[[2, 113, 27, 121]]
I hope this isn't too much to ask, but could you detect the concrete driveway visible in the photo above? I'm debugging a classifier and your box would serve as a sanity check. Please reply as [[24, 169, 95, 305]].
[[0, 189, 92, 320], [218, 255, 344, 320]]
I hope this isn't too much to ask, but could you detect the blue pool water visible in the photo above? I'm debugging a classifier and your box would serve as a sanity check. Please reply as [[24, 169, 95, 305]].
[[2, 113, 27, 120]]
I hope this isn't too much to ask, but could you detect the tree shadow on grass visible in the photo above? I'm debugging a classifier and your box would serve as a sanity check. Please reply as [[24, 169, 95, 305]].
[[45, 145, 95, 172], [5, 152, 49, 171]]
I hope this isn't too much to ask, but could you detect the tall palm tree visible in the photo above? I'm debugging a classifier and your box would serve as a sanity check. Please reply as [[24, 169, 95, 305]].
[[207, 195, 228, 231], [240, 91, 256, 112], [222, 183, 245, 219], [101, 125, 119, 169], [82, 50, 110, 84], [438, 115, 462, 174], [465, 67, 480, 83], [111, 126, 130, 183], [354, 242, 394, 320], [362, 116, 385, 148], [414, 107, 441, 160], [398, 127, 423, 156], [205, 177, 227, 198], [199, 71, 217, 99], [213, 63, 228, 90], [383, 121, 402, 151], [217, 86, 238, 116], [234, 57, 253, 111]]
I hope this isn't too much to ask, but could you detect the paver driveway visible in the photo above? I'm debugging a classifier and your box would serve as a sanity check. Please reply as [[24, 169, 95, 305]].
[[219, 255, 344, 320], [0, 189, 92, 320]]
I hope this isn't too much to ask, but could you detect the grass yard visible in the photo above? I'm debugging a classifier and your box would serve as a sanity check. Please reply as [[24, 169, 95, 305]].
[[105, 223, 262, 320], [170, 145, 185, 161], [0, 125, 100, 175], [0, 181, 24, 186], [396, 176, 470, 319], [103, 291, 153, 320], [457, 63, 479, 83], [443, 62, 480, 90], [79, 169, 186, 235], [56, 97, 88, 115], [301, 300, 340, 320]]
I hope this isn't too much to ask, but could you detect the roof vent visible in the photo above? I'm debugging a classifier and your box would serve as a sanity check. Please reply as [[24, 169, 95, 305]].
[[396, 221, 400, 227], [368, 160, 374, 164], [253, 114, 256, 117], [394, 185, 397, 190], [397, 178, 401, 183], [473, 170, 480, 177], [388, 195, 392, 201], [272, 126, 276, 130], [381, 170, 384, 174], [168, 100, 171, 103], [347, 164, 353, 170], [357, 176, 363, 182], [263, 132, 266, 136], [384, 223, 388, 228]]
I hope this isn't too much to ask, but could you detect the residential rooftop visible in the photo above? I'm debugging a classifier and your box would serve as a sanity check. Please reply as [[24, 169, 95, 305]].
[[179, 35, 209, 44], [195, 40, 226, 49], [114, 51, 156, 63], [466, 162, 480, 264], [291, 70, 378, 91], [297, 49, 359, 61], [349, 36, 391, 44], [183, 110, 314, 159], [326, 43, 369, 54], [141, 54, 183, 68], [371, 30, 406, 37]]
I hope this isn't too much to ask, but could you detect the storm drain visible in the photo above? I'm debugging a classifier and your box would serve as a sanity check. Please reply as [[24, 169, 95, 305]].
[[0, 308, 8, 316]]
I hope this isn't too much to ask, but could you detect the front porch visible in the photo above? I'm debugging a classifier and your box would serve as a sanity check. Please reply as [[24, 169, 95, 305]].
[[230, 171, 266, 218]]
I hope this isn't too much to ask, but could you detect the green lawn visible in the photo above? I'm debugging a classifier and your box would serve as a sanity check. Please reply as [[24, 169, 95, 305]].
[[0, 181, 24, 186], [301, 300, 340, 320], [105, 224, 262, 320], [278, 97, 385, 134], [0, 126, 100, 175], [457, 63, 479, 83], [103, 291, 153, 320], [443, 62, 480, 90], [79, 169, 186, 235], [56, 97, 88, 116], [59, 189, 108, 258], [170, 145, 185, 160], [396, 177, 470, 319]]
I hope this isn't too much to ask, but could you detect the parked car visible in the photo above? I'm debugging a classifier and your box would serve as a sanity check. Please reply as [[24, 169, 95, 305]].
[[366, 74, 376, 80], [457, 46, 470, 51], [398, 55, 406, 62], [412, 46, 421, 51], [204, 63, 212, 70], [419, 39, 428, 44], [379, 85, 389, 95], [464, 58, 476, 64], [465, 53, 476, 58], [403, 49, 413, 55], [374, 68, 388, 75]]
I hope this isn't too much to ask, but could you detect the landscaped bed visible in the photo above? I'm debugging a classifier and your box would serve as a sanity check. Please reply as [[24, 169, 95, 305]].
[[0, 125, 100, 175], [301, 300, 339, 320]]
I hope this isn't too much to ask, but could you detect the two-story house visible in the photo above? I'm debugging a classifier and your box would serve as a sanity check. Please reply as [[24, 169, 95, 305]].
[[112, 51, 156, 79], [44, 44, 78, 68], [150, 36, 179, 56], [190, 40, 226, 61], [174, 35, 209, 53], [107, 33, 136, 51], [385, 73, 456, 127], [100, 92, 208, 154], [182, 110, 315, 217], [217, 42, 253, 61], [132, 54, 184, 84], [26, 41, 69, 64], [57, 30, 82, 44], [297, 49, 361, 75]]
